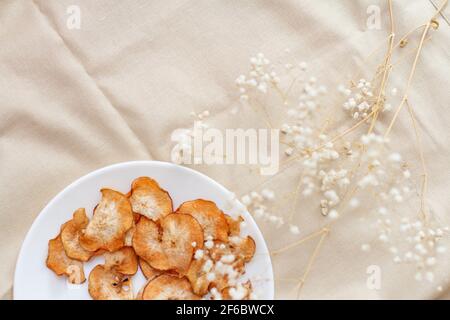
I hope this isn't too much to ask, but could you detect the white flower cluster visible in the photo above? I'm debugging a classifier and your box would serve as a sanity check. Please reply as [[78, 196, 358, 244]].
[[295, 135, 347, 219], [235, 51, 450, 289], [170, 112, 209, 164], [240, 189, 301, 235], [339, 79, 393, 120], [235, 53, 280, 102], [357, 134, 412, 205], [284, 80, 327, 123], [319, 169, 349, 217], [240, 189, 285, 227], [376, 214, 448, 286], [353, 134, 448, 290]]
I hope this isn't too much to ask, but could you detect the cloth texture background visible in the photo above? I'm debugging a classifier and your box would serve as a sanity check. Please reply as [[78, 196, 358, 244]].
[[0, 0, 449, 299]]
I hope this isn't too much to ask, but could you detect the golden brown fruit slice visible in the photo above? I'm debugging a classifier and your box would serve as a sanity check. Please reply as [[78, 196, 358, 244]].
[[207, 239, 251, 278], [88, 265, 133, 300], [186, 258, 211, 296], [233, 236, 256, 263], [176, 199, 229, 242], [129, 177, 173, 221], [139, 258, 162, 280], [209, 241, 232, 262], [141, 275, 199, 300], [124, 222, 136, 247], [225, 215, 243, 236], [46, 235, 86, 284], [133, 214, 203, 274], [104, 247, 138, 275], [80, 189, 133, 252], [60, 208, 94, 262]]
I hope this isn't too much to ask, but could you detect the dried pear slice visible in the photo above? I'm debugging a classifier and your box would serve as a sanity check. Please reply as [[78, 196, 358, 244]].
[[80, 189, 133, 252], [139, 258, 163, 280], [60, 208, 94, 262], [176, 199, 229, 242], [88, 265, 133, 300], [186, 258, 211, 296], [133, 214, 203, 274], [133, 217, 168, 267], [129, 177, 173, 221], [225, 215, 244, 236], [141, 275, 199, 300], [124, 222, 136, 247], [104, 247, 138, 275], [232, 236, 256, 263], [46, 235, 85, 284]]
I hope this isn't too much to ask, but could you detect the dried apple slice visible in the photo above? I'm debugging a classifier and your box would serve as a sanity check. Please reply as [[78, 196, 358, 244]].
[[80, 189, 133, 252], [60, 208, 94, 262], [176, 199, 229, 242], [225, 215, 243, 236], [160, 214, 204, 273], [46, 235, 85, 284], [232, 236, 256, 263], [133, 217, 167, 267], [129, 177, 173, 221], [139, 258, 162, 280], [208, 239, 251, 278], [186, 258, 211, 296], [133, 214, 203, 274], [141, 275, 199, 300], [104, 247, 138, 275], [124, 222, 136, 247], [187, 248, 240, 295], [88, 265, 133, 300]]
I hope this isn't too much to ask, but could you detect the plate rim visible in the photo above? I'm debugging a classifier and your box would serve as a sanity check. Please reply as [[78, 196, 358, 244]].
[[13, 160, 274, 299]]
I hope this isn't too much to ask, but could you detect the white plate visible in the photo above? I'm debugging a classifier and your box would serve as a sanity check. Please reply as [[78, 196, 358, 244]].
[[14, 161, 274, 300]]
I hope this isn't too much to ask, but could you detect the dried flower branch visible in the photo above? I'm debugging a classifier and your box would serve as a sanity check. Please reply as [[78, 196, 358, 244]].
[[169, 0, 449, 298]]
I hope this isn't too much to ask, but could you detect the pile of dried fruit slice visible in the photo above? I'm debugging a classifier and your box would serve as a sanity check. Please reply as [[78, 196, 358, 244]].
[[46, 177, 256, 300]]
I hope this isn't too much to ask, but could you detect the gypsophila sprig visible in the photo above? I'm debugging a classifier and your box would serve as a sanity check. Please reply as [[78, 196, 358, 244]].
[[168, 1, 450, 297]]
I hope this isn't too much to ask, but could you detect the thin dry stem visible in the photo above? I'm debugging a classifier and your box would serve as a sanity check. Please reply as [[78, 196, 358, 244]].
[[385, 0, 448, 137], [406, 99, 429, 223], [384, 22, 431, 137], [295, 230, 329, 299], [368, 0, 395, 133], [271, 228, 328, 256]]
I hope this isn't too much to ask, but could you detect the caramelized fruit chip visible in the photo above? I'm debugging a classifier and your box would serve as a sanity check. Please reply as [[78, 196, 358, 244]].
[[88, 265, 133, 300], [124, 222, 135, 247], [209, 241, 232, 262], [61, 208, 94, 262], [129, 177, 173, 221], [176, 199, 229, 242], [141, 275, 199, 300], [187, 249, 235, 295], [104, 247, 138, 275], [133, 214, 203, 274], [80, 189, 133, 252], [225, 215, 243, 236], [233, 236, 256, 263], [46, 235, 86, 284], [186, 258, 211, 296], [139, 258, 163, 280], [46, 176, 256, 300]]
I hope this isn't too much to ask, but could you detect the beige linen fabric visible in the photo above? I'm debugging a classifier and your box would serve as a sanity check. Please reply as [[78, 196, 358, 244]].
[[0, 0, 449, 299]]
